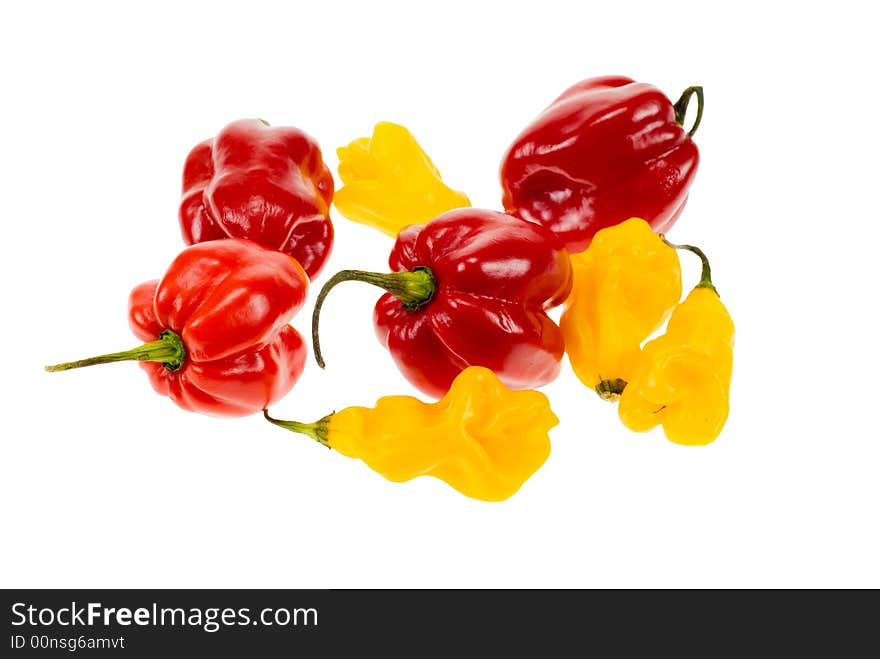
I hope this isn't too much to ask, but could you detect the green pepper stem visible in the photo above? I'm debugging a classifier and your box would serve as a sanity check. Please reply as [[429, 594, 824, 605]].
[[660, 236, 717, 294], [673, 85, 704, 138], [263, 409, 332, 447], [312, 266, 436, 368], [45, 329, 186, 373]]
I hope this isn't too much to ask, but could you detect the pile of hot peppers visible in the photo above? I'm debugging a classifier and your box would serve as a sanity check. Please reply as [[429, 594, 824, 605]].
[[47, 75, 733, 501]]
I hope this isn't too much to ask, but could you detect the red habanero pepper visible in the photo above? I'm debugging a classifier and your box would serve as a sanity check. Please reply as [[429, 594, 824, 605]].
[[45, 240, 308, 417], [500, 76, 703, 253], [312, 208, 572, 398], [180, 119, 334, 279]]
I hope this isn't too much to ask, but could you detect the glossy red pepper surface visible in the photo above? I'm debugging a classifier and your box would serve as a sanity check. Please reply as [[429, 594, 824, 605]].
[[500, 76, 701, 253], [179, 119, 334, 279], [128, 239, 308, 416], [314, 208, 572, 398]]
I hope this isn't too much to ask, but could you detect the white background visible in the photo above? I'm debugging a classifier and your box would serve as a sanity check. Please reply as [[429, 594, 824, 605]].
[[1, 1, 878, 588]]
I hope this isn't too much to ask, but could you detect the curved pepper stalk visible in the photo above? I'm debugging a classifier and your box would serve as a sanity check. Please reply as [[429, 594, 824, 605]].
[[312, 267, 436, 368]]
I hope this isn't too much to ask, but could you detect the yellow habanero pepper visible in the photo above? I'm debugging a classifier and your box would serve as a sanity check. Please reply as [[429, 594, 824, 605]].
[[560, 218, 682, 401], [263, 367, 556, 501], [618, 241, 734, 446], [334, 122, 471, 237]]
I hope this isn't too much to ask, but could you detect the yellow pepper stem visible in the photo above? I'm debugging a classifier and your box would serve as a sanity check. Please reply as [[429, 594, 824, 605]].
[[673, 86, 704, 138], [660, 236, 717, 294], [595, 378, 628, 402], [263, 409, 332, 447], [311, 266, 436, 368]]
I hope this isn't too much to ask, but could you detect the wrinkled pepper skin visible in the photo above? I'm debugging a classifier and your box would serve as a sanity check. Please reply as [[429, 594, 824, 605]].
[[266, 367, 557, 501], [129, 240, 308, 416], [314, 208, 573, 398], [47, 240, 309, 417], [335, 122, 471, 237], [618, 285, 734, 446], [561, 218, 681, 400], [500, 76, 701, 253], [179, 119, 334, 279]]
